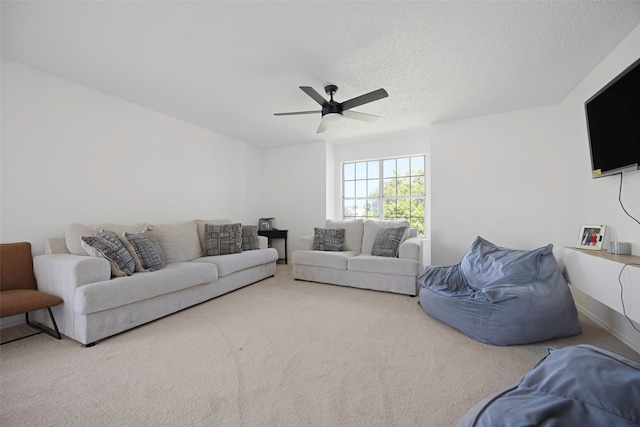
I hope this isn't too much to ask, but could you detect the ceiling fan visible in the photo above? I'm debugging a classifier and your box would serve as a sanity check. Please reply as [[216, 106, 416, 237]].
[[274, 85, 389, 133]]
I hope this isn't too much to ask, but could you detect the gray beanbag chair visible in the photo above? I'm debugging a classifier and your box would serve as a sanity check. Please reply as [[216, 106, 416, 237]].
[[418, 236, 580, 345], [457, 345, 640, 426]]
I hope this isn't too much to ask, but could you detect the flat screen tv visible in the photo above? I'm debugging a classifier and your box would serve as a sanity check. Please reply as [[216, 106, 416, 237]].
[[585, 57, 640, 179]]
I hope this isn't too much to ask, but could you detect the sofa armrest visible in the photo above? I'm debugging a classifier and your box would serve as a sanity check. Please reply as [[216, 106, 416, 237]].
[[258, 235, 268, 249], [399, 237, 422, 260], [33, 254, 111, 302], [297, 235, 314, 251]]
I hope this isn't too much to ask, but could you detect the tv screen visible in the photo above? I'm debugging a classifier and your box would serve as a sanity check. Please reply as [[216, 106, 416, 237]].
[[585, 57, 640, 179]]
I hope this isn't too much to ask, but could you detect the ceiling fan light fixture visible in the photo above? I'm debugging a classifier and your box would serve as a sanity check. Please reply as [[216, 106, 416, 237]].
[[323, 112, 343, 123]]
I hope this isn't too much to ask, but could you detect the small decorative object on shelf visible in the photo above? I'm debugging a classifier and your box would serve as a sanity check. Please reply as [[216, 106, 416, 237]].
[[608, 241, 631, 255], [259, 218, 274, 231], [577, 224, 606, 250]]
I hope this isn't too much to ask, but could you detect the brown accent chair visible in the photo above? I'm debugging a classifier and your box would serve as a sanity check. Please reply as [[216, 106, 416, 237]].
[[1, 242, 63, 340]]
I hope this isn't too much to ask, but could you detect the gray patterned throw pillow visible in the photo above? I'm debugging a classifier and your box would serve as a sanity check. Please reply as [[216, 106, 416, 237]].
[[371, 226, 408, 257], [241, 225, 260, 251], [123, 231, 166, 271], [313, 228, 346, 251], [204, 223, 242, 256], [81, 230, 136, 277]]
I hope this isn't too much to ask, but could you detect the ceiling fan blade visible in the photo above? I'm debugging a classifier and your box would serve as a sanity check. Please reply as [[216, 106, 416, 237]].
[[342, 110, 379, 122], [341, 88, 388, 111], [316, 120, 329, 133], [300, 86, 328, 106], [274, 110, 321, 116]]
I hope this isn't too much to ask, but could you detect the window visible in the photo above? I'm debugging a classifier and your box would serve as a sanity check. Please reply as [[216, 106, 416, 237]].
[[342, 155, 426, 235]]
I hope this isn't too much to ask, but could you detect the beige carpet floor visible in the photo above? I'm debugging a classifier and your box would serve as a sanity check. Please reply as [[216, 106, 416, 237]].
[[0, 323, 43, 345], [1, 265, 638, 427]]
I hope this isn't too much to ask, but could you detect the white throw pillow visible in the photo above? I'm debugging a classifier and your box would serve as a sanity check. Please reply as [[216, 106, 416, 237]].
[[147, 221, 201, 263]]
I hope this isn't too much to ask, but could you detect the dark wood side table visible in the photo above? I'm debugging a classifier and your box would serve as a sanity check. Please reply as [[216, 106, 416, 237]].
[[258, 229, 288, 264]]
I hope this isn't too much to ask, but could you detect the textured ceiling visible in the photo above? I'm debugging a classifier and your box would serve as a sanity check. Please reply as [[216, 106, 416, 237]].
[[2, 1, 640, 148]]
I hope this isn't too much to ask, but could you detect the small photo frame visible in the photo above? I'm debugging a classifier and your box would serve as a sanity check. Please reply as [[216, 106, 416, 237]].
[[577, 224, 606, 250], [259, 218, 273, 231]]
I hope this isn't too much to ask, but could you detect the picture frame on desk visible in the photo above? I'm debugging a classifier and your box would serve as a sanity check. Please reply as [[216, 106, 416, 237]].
[[259, 218, 273, 231], [577, 224, 606, 250]]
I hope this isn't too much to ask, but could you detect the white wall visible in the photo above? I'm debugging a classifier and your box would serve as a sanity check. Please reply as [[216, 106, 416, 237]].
[[325, 141, 336, 219], [431, 105, 570, 264], [1, 59, 266, 256], [262, 140, 328, 260], [431, 24, 640, 264]]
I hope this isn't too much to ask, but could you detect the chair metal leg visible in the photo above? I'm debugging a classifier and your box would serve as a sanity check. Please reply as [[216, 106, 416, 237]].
[[25, 308, 61, 340]]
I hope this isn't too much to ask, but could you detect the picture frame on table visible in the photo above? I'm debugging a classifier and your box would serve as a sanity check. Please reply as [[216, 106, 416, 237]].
[[576, 224, 606, 250], [259, 218, 273, 231]]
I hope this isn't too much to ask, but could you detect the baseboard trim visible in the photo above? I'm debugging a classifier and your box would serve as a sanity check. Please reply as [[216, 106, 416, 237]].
[[576, 303, 640, 355], [0, 315, 26, 329]]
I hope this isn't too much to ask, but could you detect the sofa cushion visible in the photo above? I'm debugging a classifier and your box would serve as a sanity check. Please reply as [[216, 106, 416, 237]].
[[74, 262, 218, 315], [81, 230, 136, 277], [371, 226, 408, 257], [291, 250, 357, 270], [325, 219, 364, 253], [122, 231, 166, 272], [66, 222, 147, 256], [193, 248, 279, 277], [348, 255, 420, 276], [148, 221, 201, 264], [204, 223, 243, 256], [313, 228, 345, 251], [241, 225, 260, 251], [195, 219, 231, 253], [460, 236, 552, 290], [361, 220, 410, 254]]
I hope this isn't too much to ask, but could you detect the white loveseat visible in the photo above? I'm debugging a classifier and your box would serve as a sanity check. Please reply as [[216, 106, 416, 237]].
[[33, 220, 278, 346], [292, 219, 430, 296]]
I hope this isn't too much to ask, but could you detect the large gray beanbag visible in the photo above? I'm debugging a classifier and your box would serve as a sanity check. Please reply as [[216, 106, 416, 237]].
[[457, 345, 640, 427], [418, 236, 580, 345]]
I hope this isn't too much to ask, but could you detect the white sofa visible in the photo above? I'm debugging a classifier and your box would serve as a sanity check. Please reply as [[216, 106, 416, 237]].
[[292, 219, 430, 296], [33, 220, 278, 346]]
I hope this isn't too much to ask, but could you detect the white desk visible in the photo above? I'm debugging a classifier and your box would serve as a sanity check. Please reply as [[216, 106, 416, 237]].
[[554, 247, 640, 323]]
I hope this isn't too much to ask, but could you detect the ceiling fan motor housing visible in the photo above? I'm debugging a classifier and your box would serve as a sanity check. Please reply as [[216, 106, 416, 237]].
[[322, 104, 342, 116]]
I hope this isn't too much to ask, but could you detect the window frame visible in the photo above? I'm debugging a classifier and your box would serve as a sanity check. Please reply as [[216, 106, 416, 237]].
[[342, 155, 426, 235]]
